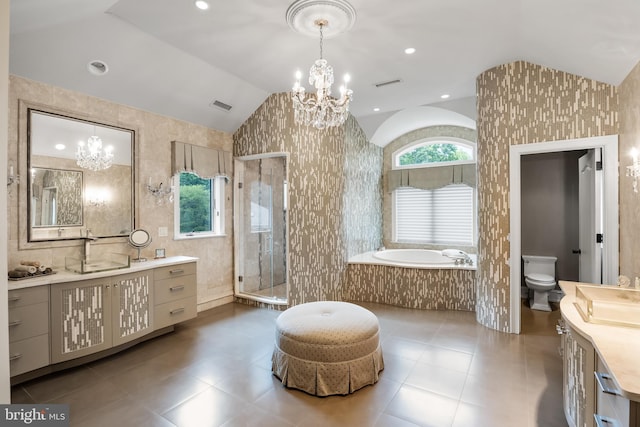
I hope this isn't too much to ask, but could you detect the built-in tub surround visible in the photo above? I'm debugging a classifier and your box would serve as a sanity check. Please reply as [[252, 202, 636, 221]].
[[8, 75, 235, 311], [476, 61, 618, 332], [233, 92, 382, 306], [345, 251, 476, 311]]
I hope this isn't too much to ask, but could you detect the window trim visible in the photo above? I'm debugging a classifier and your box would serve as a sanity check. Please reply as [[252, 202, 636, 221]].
[[173, 173, 226, 240], [392, 136, 476, 170]]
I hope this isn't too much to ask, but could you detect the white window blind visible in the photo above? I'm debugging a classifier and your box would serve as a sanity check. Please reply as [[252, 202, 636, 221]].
[[394, 184, 474, 245]]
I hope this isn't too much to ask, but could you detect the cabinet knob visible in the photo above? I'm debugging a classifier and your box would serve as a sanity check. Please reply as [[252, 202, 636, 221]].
[[9, 353, 22, 361], [169, 269, 184, 275], [169, 285, 185, 292], [8, 296, 21, 302], [8, 320, 22, 327], [169, 308, 185, 315]]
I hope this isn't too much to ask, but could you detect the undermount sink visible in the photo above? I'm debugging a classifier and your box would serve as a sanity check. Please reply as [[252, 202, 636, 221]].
[[574, 284, 640, 328], [65, 253, 130, 274]]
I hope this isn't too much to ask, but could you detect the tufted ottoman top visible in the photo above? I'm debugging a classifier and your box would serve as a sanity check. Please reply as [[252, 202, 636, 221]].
[[275, 301, 380, 363]]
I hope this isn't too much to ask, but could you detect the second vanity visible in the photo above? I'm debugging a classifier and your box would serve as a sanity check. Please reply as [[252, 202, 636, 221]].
[[559, 281, 640, 427], [8, 256, 198, 384]]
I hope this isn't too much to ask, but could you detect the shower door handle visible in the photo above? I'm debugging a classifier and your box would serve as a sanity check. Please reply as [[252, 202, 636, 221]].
[[572, 249, 581, 254]]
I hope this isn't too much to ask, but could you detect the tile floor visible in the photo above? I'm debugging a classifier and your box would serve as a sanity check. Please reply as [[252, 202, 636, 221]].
[[11, 301, 568, 427]]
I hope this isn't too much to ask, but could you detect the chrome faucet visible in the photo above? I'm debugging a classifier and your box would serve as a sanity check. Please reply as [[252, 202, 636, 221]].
[[82, 229, 98, 261]]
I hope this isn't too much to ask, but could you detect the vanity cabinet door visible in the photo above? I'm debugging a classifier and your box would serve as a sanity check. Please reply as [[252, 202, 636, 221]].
[[50, 278, 113, 363], [563, 321, 596, 427], [111, 271, 153, 347]]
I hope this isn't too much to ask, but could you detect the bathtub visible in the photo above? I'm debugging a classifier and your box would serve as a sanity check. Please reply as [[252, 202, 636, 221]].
[[346, 249, 477, 311], [348, 249, 475, 269], [372, 249, 456, 266]]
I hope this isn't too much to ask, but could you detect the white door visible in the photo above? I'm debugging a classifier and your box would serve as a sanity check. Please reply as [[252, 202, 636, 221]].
[[578, 149, 602, 283]]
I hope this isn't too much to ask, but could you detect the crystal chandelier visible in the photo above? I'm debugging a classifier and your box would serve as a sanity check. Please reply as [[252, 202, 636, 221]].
[[76, 132, 114, 171], [291, 19, 353, 129]]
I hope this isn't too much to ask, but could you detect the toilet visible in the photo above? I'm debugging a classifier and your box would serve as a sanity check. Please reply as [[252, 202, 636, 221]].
[[523, 255, 557, 311]]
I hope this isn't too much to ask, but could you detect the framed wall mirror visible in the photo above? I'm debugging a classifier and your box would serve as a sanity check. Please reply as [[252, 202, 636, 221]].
[[27, 109, 135, 242]]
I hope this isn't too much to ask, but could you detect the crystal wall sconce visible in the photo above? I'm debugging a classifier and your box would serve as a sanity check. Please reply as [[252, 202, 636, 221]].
[[7, 162, 19, 187], [627, 148, 640, 193], [146, 178, 174, 205]]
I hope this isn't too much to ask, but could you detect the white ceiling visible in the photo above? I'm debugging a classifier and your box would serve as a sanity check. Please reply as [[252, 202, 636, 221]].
[[9, 0, 640, 142]]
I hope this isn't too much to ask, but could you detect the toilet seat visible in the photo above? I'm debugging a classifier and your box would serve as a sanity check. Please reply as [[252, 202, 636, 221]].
[[525, 273, 555, 285]]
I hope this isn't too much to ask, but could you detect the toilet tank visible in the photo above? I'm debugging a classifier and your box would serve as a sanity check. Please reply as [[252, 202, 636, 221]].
[[522, 255, 557, 277]]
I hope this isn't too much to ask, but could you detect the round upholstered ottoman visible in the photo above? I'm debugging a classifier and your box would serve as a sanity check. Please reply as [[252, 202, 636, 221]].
[[272, 301, 384, 396]]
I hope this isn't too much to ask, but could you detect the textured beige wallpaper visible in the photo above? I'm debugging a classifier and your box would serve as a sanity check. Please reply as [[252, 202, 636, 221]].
[[476, 61, 618, 332], [8, 76, 234, 310], [233, 93, 382, 306]]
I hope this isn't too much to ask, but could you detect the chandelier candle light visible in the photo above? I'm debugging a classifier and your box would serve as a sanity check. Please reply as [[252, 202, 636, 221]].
[[291, 18, 353, 129], [76, 129, 114, 171]]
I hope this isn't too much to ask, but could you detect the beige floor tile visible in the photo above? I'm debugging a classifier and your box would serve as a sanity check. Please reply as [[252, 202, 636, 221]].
[[161, 387, 245, 426], [385, 384, 459, 427], [405, 361, 468, 400]]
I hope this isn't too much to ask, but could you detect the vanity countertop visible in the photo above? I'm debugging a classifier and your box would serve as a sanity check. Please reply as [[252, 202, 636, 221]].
[[7, 256, 198, 291], [559, 280, 640, 402]]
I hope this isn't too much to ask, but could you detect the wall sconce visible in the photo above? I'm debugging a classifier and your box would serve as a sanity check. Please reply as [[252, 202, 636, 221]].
[[627, 148, 640, 193], [7, 162, 19, 187], [85, 187, 110, 208], [146, 178, 174, 205]]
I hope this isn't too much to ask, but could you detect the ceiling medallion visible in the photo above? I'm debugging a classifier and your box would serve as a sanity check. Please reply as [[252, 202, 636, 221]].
[[287, 0, 356, 129]]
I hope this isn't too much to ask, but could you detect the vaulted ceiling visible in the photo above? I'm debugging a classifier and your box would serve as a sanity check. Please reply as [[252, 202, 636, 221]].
[[9, 0, 640, 140]]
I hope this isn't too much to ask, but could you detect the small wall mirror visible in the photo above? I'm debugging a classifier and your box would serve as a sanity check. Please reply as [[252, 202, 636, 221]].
[[27, 109, 135, 241], [129, 229, 151, 262]]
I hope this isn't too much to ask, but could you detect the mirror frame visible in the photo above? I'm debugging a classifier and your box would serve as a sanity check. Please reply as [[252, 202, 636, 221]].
[[18, 100, 140, 249]]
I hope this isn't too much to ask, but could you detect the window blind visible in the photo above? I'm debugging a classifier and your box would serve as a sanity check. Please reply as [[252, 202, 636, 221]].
[[394, 184, 474, 245]]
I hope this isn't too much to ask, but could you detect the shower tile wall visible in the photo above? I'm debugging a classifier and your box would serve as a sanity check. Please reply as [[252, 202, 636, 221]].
[[476, 61, 618, 332], [233, 93, 382, 306], [241, 156, 286, 293]]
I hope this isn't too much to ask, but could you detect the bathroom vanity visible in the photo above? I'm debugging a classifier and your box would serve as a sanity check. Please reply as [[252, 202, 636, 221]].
[[8, 256, 197, 384], [559, 281, 640, 427]]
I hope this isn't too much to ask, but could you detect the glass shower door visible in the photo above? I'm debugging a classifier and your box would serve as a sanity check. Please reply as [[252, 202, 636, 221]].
[[236, 156, 287, 303]]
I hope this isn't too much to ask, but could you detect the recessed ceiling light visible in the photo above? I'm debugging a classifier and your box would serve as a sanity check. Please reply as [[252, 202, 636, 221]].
[[87, 60, 108, 76], [55, 144, 65, 150], [373, 107, 380, 112], [194, 0, 209, 10], [440, 94, 450, 99], [404, 47, 416, 55]]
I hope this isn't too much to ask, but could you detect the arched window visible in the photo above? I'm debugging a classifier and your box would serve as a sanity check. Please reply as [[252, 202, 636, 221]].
[[391, 137, 477, 246], [394, 138, 475, 169]]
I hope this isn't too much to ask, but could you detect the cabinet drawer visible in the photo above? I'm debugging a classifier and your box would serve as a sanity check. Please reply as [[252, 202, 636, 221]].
[[8, 286, 48, 309], [9, 301, 49, 343], [10, 334, 49, 376], [154, 297, 196, 329], [155, 275, 196, 305], [154, 263, 196, 281]]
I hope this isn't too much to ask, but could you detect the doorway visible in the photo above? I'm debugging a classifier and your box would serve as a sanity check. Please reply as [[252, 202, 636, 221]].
[[234, 153, 288, 305], [509, 136, 619, 334]]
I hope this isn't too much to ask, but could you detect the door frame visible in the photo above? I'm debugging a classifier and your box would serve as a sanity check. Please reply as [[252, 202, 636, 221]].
[[509, 135, 619, 334], [233, 152, 289, 305]]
